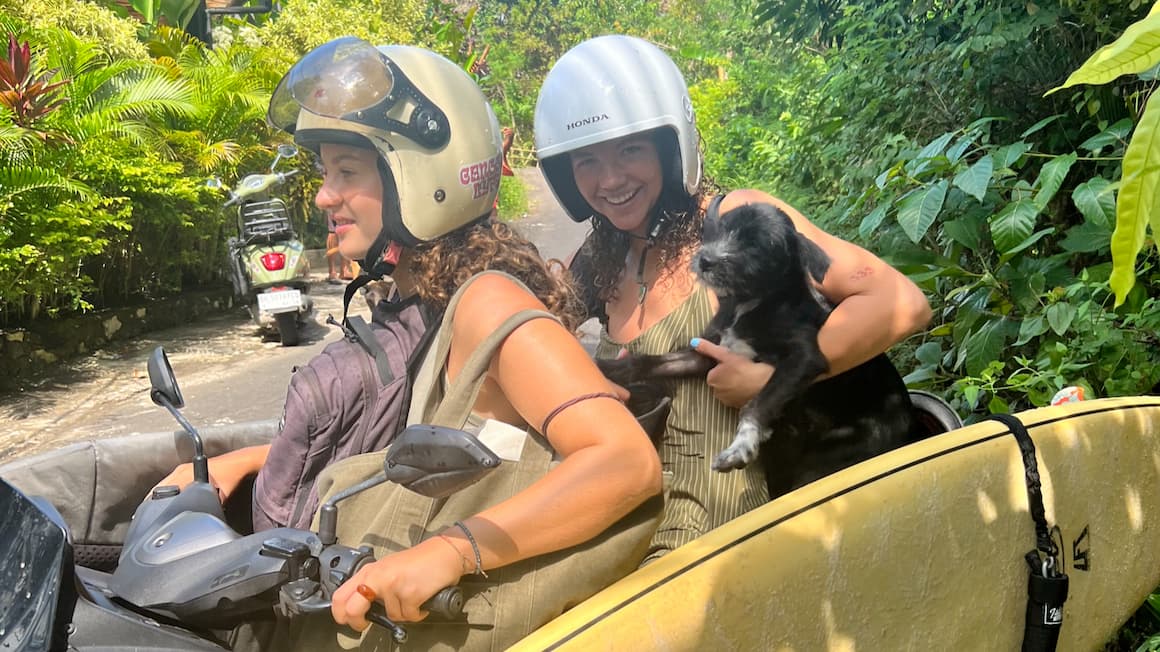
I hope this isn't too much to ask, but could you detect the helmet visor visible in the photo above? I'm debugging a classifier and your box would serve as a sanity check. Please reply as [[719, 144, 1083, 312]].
[[268, 37, 395, 134]]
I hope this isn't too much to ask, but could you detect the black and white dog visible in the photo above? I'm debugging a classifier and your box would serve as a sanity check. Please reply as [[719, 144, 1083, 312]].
[[598, 201, 914, 498]]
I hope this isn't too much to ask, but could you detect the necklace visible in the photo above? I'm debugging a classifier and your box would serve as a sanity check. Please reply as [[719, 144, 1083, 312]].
[[635, 243, 654, 303]]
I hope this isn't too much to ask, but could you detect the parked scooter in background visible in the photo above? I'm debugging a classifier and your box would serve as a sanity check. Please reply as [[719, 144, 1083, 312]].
[[208, 144, 312, 346]]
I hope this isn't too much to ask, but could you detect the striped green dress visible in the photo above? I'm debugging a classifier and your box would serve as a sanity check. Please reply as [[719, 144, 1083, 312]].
[[594, 284, 770, 564]]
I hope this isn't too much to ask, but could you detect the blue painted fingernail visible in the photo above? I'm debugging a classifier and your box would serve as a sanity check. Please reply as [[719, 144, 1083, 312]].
[[690, 337, 701, 348]]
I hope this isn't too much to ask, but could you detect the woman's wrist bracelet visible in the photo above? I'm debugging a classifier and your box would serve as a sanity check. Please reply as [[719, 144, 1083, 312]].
[[435, 534, 473, 576], [453, 520, 488, 578]]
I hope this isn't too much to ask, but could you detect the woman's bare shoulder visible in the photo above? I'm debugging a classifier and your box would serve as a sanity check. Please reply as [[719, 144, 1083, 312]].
[[451, 272, 555, 340]]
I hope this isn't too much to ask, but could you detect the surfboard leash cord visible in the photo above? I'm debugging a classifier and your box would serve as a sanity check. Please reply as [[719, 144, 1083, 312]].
[[986, 413, 1070, 652]]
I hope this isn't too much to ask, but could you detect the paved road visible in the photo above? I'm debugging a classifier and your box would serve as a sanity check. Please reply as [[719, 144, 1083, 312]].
[[0, 168, 592, 462]]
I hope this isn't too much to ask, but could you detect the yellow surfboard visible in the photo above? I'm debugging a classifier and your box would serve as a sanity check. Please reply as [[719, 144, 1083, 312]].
[[514, 397, 1160, 651]]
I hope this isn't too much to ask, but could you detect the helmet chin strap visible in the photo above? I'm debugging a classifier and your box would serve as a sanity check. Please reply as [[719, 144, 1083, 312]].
[[358, 234, 399, 280], [603, 206, 669, 306]]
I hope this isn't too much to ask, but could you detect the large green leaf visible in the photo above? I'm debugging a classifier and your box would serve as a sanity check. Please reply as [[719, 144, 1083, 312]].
[[1078, 118, 1134, 153], [906, 132, 954, 176], [1046, 302, 1077, 336], [858, 204, 888, 239], [1110, 90, 1160, 305], [1032, 152, 1077, 210], [1072, 177, 1117, 227], [896, 180, 948, 243], [990, 198, 1039, 253], [965, 320, 1008, 376], [914, 341, 942, 366], [943, 214, 985, 250], [952, 154, 993, 201], [1014, 315, 1048, 346], [1051, 13, 1160, 92], [993, 142, 1031, 170], [1060, 222, 1112, 253]]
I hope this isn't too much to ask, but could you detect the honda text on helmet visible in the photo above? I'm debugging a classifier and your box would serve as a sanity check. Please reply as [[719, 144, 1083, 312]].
[[268, 37, 503, 276], [534, 34, 701, 227]]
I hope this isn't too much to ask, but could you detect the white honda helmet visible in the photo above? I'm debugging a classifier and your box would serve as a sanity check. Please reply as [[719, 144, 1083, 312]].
[[268, 38, 503, 273], [534, 35, 701, 223]]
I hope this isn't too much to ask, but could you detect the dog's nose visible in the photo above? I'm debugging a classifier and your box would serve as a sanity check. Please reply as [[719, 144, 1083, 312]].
[[697, 256, 716, 273]]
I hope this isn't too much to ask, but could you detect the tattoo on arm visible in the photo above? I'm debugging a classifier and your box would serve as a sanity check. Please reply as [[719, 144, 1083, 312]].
[[849, 266, 874, 282]]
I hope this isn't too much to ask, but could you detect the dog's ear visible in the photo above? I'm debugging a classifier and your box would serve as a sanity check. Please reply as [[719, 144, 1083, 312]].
[[796, 232, 831, 283], [701, 195, 725, 243]]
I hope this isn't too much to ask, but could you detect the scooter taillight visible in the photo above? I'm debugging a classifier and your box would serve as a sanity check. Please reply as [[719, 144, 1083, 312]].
[[260, 252, 286, 271]]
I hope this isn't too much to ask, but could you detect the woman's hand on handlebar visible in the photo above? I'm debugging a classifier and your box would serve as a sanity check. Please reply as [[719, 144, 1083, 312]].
[[331, 537, 465, 631]]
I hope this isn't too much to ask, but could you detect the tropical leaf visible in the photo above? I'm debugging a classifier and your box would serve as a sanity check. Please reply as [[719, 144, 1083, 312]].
[[1071, 177, 1117, 227], [1032, 152, 1077, 210], [993, 141, 1031, 170], [1110, 90, 1160, 305], [1015, 315, 1048, 346], [952, 154, 993, 201], [1050, 13, 1160, 92], [1021, 114, 1063, 138], [896, 180, 948, 243], [942, 214, 985, 251], [1078, 118, 1134, 153], [965, 320, 1009, 376], [1000, 227, 1054, 260], [945, 135, 974, 164], [1046, 302, 1077, 336], [1060, 222, 1112, 253], [0, 166, 92, 203], [990, 198, 1039, 253], [858, 204, 887, 239], [905, 131, 954, 176]]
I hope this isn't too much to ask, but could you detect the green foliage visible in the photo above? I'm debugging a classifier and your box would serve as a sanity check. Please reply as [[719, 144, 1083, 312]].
[[255, 0, 425, 61], [858, 122, 1160, 416], [495, 173, 528, 222], [1, 0, 149, 61], [1051, 6, 1160, 304]]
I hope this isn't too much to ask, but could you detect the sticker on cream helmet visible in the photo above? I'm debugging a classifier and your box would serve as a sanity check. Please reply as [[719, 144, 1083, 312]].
[[459, 154, 503, 200]]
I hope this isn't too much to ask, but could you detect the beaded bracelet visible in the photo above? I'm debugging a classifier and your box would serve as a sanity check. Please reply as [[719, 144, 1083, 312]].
[[453, 520, 488, 578]]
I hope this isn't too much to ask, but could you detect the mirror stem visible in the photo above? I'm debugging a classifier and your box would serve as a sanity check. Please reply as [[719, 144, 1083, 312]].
[[317, 473, 389, 545], [156, 394, 210, 484]]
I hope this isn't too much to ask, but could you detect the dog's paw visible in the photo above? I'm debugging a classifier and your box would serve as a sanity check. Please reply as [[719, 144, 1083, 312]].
[[712, 422, 764, 472]]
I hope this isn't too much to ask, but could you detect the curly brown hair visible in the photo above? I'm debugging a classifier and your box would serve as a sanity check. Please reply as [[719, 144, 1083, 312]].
[[407, 220, 586, 332]]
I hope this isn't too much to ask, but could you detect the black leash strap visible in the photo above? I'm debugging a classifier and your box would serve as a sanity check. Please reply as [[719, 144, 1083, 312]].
[[986, 413, 1069, 652]]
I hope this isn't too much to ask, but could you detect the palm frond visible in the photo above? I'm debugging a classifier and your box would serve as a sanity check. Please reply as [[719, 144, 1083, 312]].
[[0, 166, 92, 203], [197, 139, 242, 172]]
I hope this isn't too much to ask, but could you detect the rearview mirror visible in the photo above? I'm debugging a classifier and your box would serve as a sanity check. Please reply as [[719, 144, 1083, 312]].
[[277, 143, 298, 158], [382, 424, 501, 498], [147, 347, 184, 409], [205, 177, 222, 190]]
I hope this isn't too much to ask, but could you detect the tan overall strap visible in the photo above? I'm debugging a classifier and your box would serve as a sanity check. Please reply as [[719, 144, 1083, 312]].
[[409, 270, 558, 428]]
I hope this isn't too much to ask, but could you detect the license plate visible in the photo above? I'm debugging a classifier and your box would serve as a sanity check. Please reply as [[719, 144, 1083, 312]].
[[257, 289, 301, 313]]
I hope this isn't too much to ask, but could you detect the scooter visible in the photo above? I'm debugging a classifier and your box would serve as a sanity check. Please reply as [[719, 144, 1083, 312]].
[[0, 346, 499, 651], [209, 144, 312, 346]]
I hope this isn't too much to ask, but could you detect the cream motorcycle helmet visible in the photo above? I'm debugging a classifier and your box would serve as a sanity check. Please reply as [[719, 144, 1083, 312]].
[[268, 37, 503, 276], [534, 34, 701, 233]]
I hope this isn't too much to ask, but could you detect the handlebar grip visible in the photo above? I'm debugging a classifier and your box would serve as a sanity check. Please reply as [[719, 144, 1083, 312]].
[[422, 586, 464, 619]]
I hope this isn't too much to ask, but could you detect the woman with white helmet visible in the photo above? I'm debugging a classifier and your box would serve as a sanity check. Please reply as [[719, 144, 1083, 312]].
[[535, 34, 931, 562], [167, 38, 662, 649]]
